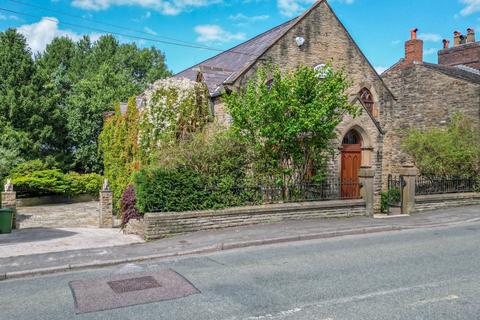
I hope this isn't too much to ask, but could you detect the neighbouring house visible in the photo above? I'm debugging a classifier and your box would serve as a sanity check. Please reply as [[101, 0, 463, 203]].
[[382, 28, 480, 178], [133, 0, 479, 203]]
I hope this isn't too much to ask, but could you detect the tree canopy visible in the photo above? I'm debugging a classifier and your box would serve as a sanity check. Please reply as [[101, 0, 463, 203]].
[[0, 29, 171, 179], [225, 65, 360, 186]]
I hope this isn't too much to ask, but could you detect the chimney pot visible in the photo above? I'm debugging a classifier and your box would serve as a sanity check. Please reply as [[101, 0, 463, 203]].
[[443, 39, 450, 49], [467, 28, 475, 43], [410, 28, 418, 40], [453, 31, 462, 46]]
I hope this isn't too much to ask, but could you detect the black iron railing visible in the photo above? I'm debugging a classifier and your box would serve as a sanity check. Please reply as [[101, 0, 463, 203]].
[[415, 176, 478, 195], [227, 178, 362, 205]]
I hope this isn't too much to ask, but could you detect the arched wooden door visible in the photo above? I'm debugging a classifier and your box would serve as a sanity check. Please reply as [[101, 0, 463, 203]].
[[341, 130, 362, 198]]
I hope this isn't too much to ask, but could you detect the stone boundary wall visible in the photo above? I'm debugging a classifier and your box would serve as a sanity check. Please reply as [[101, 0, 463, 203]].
[[16, 194, 97, 208], [415, 193, 480, 212], [143, 199, 366, 240]]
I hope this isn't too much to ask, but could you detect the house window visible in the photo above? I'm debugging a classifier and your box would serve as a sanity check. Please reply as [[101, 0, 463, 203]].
[[314, 64, 328, 78], [359, 88, 374, 115], [342, 130, 361, 145]]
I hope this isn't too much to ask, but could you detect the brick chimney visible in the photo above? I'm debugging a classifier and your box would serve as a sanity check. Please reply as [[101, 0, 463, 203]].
[[405, 28, 423, 64], [439, 29, 480, 70], [467, 28, 476, 43]]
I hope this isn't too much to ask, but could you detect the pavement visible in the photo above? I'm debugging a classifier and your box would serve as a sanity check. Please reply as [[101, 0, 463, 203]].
[[0, 205, 480, 280], [2, 217, 480, 319], [0, 228, 143, 258]]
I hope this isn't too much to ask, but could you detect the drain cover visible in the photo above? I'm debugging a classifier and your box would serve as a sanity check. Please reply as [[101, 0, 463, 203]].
[[108, 276, 161, 294], [69, 269, 200, 314]]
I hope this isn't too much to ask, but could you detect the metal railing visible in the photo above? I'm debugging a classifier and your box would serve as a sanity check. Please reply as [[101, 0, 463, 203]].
[[227, 178, 362, 205], [415, 176, 478, 195]]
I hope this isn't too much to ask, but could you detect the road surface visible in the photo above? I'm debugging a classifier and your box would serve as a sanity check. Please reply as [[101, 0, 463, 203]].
[[2, 221, 480, 319]]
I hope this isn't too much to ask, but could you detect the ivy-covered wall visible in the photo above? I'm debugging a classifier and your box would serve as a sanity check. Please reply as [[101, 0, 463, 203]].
[[98, 78, 210, 211]]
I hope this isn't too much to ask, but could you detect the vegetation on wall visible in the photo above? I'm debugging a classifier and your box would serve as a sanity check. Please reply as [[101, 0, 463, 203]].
[[403, 114, 480, 177], [225, 65, 359, 187], [99, 97, 140, 210], [139, 78, 211, 165]]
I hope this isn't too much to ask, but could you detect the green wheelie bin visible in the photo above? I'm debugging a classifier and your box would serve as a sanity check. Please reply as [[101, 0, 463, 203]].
[[0, 208, 13, 234]]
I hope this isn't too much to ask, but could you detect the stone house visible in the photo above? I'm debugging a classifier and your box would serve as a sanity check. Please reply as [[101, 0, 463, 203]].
[[171, 0, 480, 200], [382, 28, 480, 177]]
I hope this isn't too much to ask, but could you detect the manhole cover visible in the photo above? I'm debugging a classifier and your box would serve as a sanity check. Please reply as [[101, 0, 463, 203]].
[[69, 269, 200, 314], [108, 276, 161, 294]]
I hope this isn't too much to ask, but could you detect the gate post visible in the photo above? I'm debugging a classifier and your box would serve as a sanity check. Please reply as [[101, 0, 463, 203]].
[[359, 166, 375, 217], [2, 180, 17, 229], [99, 179, 113, 228], [399, 165, 417, 215]]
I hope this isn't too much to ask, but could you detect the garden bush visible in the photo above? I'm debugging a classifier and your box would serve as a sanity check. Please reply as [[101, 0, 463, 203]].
[[134, 167, 258, 213], [120, 184, 141, 226], [403, 113, 480, 177], [12, 169, 102, 197]]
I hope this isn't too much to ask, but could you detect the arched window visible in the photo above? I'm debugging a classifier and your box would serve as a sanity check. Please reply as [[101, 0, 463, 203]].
[[342, 130, 361, 145], [359, 88, 374, 115]]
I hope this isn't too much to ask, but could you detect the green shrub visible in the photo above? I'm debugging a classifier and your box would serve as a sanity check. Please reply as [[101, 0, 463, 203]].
[[380, 189, 401, 213], [403, 113, 480, 177], [134, 167, 258, 213], [12, 169, 102, 197]]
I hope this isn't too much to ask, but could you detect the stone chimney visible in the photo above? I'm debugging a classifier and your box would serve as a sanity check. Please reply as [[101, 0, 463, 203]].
[[405, 28, 423, 64], [467, 28, 476, 43]]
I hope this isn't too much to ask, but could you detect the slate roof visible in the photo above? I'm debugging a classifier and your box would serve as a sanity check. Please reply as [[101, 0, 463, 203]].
[[174, 18, 297, 96], [422, 62, 480, 85]]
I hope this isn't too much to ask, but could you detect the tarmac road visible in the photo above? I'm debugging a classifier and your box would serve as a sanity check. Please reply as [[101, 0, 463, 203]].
[[2, 220, 480, 319]]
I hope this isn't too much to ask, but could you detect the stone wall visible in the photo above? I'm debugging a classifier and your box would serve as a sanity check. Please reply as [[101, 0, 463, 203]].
[[382, 64, 480, 182], [143, 199, 366, 240], [415, 193, 480, 212]]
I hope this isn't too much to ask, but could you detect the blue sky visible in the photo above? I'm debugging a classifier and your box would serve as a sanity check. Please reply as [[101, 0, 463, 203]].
[[1, 0, 479, 74]]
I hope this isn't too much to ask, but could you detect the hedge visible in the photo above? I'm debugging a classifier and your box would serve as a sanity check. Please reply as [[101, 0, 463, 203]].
[[134, 167, 259, 213], [12, 169, 103, 198]]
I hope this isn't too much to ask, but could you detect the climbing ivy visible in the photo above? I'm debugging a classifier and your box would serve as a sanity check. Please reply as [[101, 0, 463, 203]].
[[98, 78, 210, 211], [98, 97, 140, 210]]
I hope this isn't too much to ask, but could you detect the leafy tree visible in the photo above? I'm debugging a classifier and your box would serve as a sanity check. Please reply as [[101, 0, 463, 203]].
[[403, 114, 480, 177], [225, 65, 360, 186]]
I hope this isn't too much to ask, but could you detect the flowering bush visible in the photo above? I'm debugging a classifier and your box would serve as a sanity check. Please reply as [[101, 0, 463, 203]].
[[120, 184, 141, 226], [139, 77, 210, 164]]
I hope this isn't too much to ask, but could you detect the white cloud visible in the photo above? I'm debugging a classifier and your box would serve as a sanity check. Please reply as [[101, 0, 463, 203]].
[[229, 13, 270, 23], [0, 14, 19, 21], [277, 0, 316, 17], [194, 24, 245, 43], [418, 33, 442, 42], [143, 26, 157, 35], [424, 48, 438, 56], [375, 66, 388, 75], [459, 0, 480, 16], [72, 0, 221, 15], [277, 0, 353, 17], [17, 17, 101, 53]]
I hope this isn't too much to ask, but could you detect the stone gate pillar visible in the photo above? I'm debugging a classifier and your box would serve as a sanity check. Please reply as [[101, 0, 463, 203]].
[[99, 179, 113, 228], [2, 179, 17, 229], [399, 165, 417, 215], [359, 166, 375, 217]]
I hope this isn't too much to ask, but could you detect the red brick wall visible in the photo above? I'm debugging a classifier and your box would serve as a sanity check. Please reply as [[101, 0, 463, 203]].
[[438, 42, 480, 69]]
